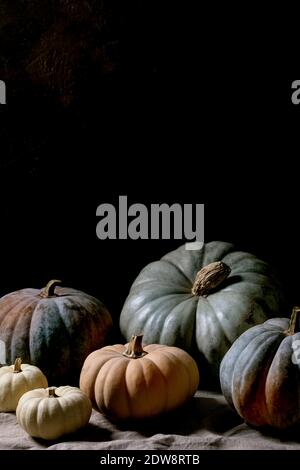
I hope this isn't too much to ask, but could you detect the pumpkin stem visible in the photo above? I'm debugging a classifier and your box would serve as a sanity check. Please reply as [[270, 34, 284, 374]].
[[123, 334, 148, 359], [192, 261, 231, 296], [40, 280, 62, 298], [48, 387, 58, 398], [287, 307, 300, 335], [13, 357, 22, 373]]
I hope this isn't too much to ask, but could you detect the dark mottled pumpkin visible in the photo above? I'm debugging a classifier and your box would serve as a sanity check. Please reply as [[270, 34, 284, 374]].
[[0, 280, 112, 385], [120, 242, 284, 378], [220, 307, 300, 429]]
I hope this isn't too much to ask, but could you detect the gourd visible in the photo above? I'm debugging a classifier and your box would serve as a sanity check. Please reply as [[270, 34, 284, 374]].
[[16, 386, 92, 440], [79, 334, 199, 420], [0, 358, 48, 412], [0, 280, 112, 384], [220, 307, 300, 429], [120, 242, 283, 378]]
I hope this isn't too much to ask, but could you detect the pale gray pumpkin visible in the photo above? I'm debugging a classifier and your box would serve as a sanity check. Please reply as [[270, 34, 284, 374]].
[[120, 242, 284, 377], [220, 307, 300, 429]]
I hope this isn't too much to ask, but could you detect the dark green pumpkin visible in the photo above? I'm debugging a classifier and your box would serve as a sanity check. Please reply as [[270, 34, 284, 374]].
[[220, 307, 300, 429], [0, 280, 112, 385], [120, 242, 284, 378]]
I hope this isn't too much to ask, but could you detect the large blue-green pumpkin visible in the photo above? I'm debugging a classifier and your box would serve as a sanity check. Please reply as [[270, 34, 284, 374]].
[[120, 242, 284, 377]]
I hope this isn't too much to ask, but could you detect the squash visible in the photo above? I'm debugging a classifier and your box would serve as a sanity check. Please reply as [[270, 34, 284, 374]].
[[0, 280, 112, 385], [16, 385, 92, 440], [120, 242, 283, 378], [0, 358, 48, 412], [79, 334, 199, 420], [220, 307, 300, 429]]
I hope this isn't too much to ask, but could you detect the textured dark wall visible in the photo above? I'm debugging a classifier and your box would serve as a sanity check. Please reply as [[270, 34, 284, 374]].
[[0, 3, 298, 328]]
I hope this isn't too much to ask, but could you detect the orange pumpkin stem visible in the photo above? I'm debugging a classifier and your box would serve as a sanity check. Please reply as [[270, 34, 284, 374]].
[[123, 335, 148, 359], [287, 306, 300, 335], [13, 357, 22, 373], [40, 280, 62, 298], [192, 261, 231, 296]]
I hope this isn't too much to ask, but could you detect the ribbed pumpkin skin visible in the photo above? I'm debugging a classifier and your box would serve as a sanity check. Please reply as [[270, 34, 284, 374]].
[[16, 386, 92, 440], [79, 343, 199, 420], [220, 318, 300, 429], [0, 286, 112, 385], [0, 362, 48, 411], [120, 242, 283, 376]]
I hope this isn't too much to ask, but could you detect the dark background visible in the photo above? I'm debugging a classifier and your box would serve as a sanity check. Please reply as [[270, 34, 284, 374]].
[[0, 1, 298, 333]]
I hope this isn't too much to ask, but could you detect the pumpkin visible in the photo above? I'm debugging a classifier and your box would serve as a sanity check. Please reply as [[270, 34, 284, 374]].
[[220, 307, 300, 429], [79, 334, 199, 420], [16, 385, 92, 440], [0, 280, 112, 385], [120, 242, 284, 378], [0, 357, 48, 412]]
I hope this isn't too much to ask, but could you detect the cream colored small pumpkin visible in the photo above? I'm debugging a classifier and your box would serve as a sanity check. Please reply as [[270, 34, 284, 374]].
[[16, 386, 92, 440], [0, 358, 48, 412]]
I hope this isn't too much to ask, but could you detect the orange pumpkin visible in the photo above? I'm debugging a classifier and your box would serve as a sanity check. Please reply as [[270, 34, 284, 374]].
[[79, 335, 199, 420]]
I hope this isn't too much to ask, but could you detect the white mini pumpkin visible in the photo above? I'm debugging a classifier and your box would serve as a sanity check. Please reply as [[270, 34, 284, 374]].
[[16, 386, 92, 440], [0, 358, 48, 412]]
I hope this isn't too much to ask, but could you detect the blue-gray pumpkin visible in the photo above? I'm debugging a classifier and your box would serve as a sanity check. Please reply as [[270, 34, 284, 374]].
[[220, 308, 300, 429], [120, 242, 284, 377], [0, 280, 112, 385]]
